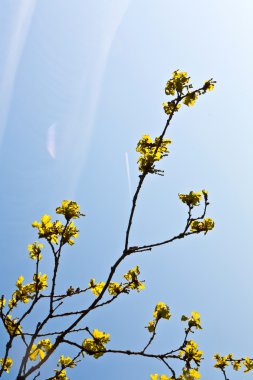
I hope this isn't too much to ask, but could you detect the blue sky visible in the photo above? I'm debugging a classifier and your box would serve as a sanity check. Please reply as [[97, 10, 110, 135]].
[[1, 1, 253, 379]]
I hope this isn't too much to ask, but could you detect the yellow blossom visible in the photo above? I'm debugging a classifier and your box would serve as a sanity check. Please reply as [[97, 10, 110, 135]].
[[61, 221, 79, 245], [0, 357, 13, 373], [150, 374, 159, 380], [33, 273, 48, 291], [4, 315, 22, 336], [0, 298, 6, 308], [8, 298, 18, 310], [150, 375, 173, 380], [163, 101, 181, 115], [93, 329, 110, 343], [183, 92, 199, 107], [28, 242, 43, 260], [9, 276, 30, 308], [153, 302, 171, 320], [124, 266, 145, 292], [165, 70, 190, 95], [136, 135, 171, 174], [32, 215, 63, 244], [179, 368, 201, 380], [160, 375, 172, 380], [56, 200, 84, 220], [179, 191, 202, 207], [146, 320, 156, 333], [58, 355, 76, 368], [190, 218, 215, 234], [232, 360, 241, 371], [163, 71, 215, 113], [180, 340, 203, 364], [243, 357, 253, 372], [8, 274, 47, 310], [213, 353, 232, 369], [108, 282, 122, 296], [29, 339, 52, 361], [82, 329, 110, 359], [52, 369, 68, 380], [89, 279, 105, 296], [203, 80, 215, 92], [181, 311, 202, 330]]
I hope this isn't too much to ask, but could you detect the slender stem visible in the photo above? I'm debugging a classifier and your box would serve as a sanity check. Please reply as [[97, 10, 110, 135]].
[[159, 357, 176, 378], [142, 320, 158, 353], [62, 339, 184, 361], [50, 221, 69, 313], [124, 99, 180, 254]]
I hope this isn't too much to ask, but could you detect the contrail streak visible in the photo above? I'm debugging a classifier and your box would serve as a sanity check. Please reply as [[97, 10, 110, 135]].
[[58, 0, 133, 197], [47, 122, 57, 159]]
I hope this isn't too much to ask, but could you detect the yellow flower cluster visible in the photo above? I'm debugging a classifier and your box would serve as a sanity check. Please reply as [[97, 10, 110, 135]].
[[32, 215, 63, 243], [32, 215, 78, 245], [179, 340, 203, 365], [0, 298, 6, 308], [136, 134, 172, 174], [56, 200, 83, 221], [163, 70, 215, 114], [123, 266, 145, 292], [52, 370, 68, 380], [89, 280, 124, 297], [33, 273, 48, 291], [82, 329, 110, 358], [29, 339, 52, 361], [8, 274, 47, 309], [146, 302, 171, 333], [150, 374, 173, 380], [165, 70, 190, 96], [163, 101, 181, 115], [51, 355, 76, 380], [108, 282, 122, 296], [27, 242, 43, 260], [151, 373, 200, 380], [178, 367, 201, 380], [213, 353, 232, 369], [203, 80, 215, 92], [213, 354, 253, 373], [232, 360, 242, 371], [190, 218, 215, 234], [179, 190, 207, 207], [89, 279, 105, 296], [153, 302, 171, 320], [183, 92, 199, 107], [61, 222, 79, 246], [4, 315, 22, 336], [243, 357, 253, 372], [146, 320, 156, 333], [58, 355, 76, 368], [181, 311, 202, 330], [0, 357, 13, 373], [89, 267, 145, 298], [31, 201, 83, 246]]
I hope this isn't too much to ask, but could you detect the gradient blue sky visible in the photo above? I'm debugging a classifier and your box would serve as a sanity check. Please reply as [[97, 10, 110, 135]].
[[1, 1, 253, 379]]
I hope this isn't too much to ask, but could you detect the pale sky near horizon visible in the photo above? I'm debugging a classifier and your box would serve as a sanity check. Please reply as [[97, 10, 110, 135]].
[[1, 1, 253, 379]]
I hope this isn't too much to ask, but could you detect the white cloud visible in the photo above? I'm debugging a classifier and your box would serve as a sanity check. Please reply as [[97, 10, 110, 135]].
[[0, 0, 36, 145]]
